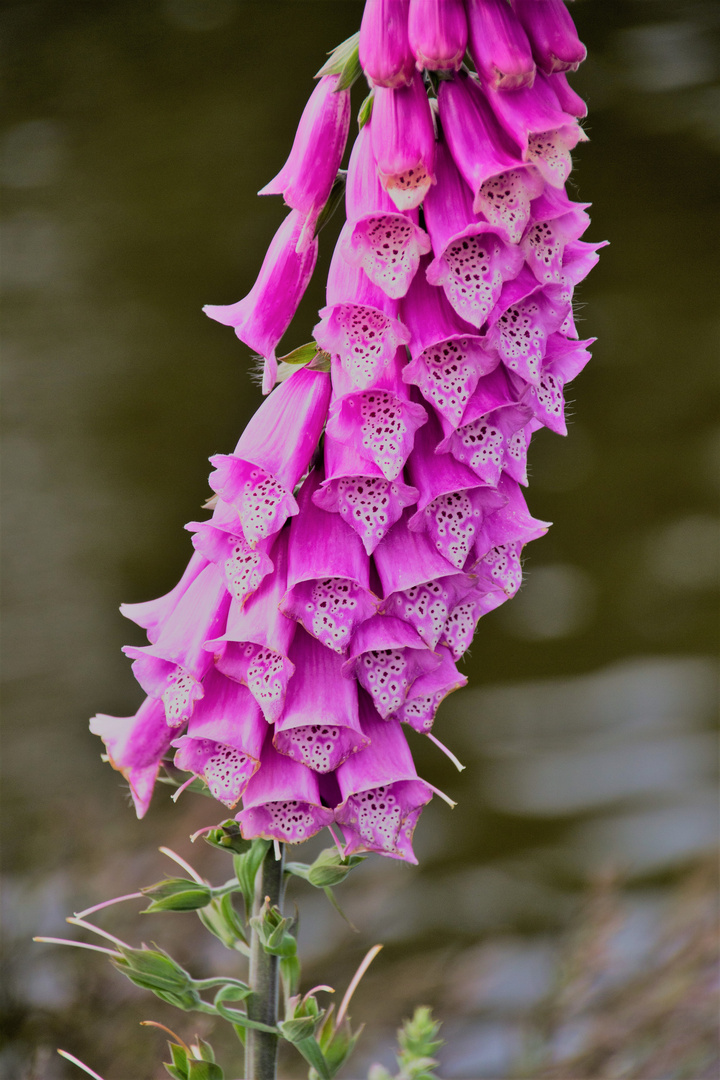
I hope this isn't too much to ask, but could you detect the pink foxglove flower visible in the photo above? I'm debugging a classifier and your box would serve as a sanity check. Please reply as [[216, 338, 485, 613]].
[[341, 614, 440, 719], [208, 366, 330, 546], [120, 549, 208, 644], [520, 334, 593, 436], [90, 696, 176, 818], [236, 741, 334, 843], [513, 0, 587, 74], [171, 669, 265, 807], [465, 0, 536, 90], [204, 209, 318, 393], [407, 0, 467, 73], [281, 469, 379, 653], [371, 72, 436, 211], [273, 628, 369, 773], [187, 511, 275, 606], [359, 0, 415, 88], [259, 74, 351, 252], [340, 123, 431, 300], [391, 645, 467, 733], [207, 529, 295, 724], [485, 268, 569, 385], [334, 700, 434, 863], [313, 429, 419, 555]]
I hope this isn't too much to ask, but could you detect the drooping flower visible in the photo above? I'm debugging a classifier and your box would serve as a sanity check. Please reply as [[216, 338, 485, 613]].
[[341, 614, 441, 719], [465, 0, 536, 90], [359, 0, 415, 88], [371, 72, 436, 211], [204, 209, 319, 393], [120, 549, 208, 644], [90, 696, 176, 818], [407, 0, 467, 73], [236, 741, 335, 843], [259, 74, 351, 252], [513, 0, 587, 74]]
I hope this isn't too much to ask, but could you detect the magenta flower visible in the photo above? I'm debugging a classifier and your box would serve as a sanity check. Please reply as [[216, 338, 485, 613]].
[[207, 529, 295, 724], [465, 0, 535, 90], [513, 0, 587, 74], [313, 429, 419, 555], [334, 700, 434, 863], [485, 268, 569, 384], [186, 513, 275, 606], [359, 0, 415, 88], [259, 74, 351, 252], [171, 669, 265, 806], [204, 209, 318, 393], [90, 696, 176, 818], [371, 73, 436, 211], [391, 645, 467, 732], [120, 549, 208, 644], [236, 741, 334, 843], [520, 334, 593, 436], [208, 366, 330, 546], [341, 614, 441, 719], [340, 123, 431, 299], [281, 469, 379, 653], [407, 0, 467, 73]]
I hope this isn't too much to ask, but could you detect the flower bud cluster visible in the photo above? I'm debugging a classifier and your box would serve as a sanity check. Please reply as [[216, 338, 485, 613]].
[[92, 0, 602, 865]]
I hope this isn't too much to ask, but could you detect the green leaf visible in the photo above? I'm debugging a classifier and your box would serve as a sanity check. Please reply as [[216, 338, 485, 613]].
[[197, 893, 248, 952], [292, 1036, 332, 1080], [316, 31, 361, 92], [193, 1038, 216, 1064], [186, 1061, 224, 1080], [358, 91, 374, 130], [233, 839, 270, 918], [163, 1065, 186, 1080], [279, 1016, 318, 1043], [280, 953, 301, 1000], [307, 848, 365, 888], [277, 341, 320, 366], [169, 1043, 189, 1075]]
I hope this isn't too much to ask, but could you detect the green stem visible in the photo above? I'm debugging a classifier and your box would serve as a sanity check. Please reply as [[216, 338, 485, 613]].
[[246, 843, 285, 1080]]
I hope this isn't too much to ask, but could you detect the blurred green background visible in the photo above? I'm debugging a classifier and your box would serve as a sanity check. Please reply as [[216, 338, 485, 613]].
[[1, 1, 718, 1078]]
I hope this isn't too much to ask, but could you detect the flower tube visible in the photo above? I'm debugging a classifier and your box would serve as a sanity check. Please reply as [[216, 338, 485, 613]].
[[485, 267, 569, 384], [520, 186, 591, 286], [171, 669, 266, 807], [259, 74, 351, 252], [371, 72, 436, 211], [207, 529, 295, 723], [513, 0, 587, 74], [313, 429, 419, 555], [359, 0, 415, 88], [465, 0, 535, 90], [471, 474, 550, 564], [326, 348, 428, 481], [408, 0, 467, 73], [281, 470, 379, 653], [204, 209, 319, 393], [334, 698, 434, 863], [520, 334, 593, 436], [207, 366, 331, 546], [342, 614, 441, 719], [120, 549, 209, 644], [123, 563, 231, 727], [273, 628, 369, 773], [391, 645, 467, 732], [440, 576, 511, 659], [236, 742, 334, 843], [90, 696, 176, 818], [340, 123, 431, 299], [186, 510, 275, 606]]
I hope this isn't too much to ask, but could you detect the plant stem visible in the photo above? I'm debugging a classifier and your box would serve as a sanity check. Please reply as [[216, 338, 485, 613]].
[[246, 843, 285, 1080]]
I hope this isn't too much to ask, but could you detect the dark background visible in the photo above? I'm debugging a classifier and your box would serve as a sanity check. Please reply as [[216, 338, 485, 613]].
[[2, 2, 718, 1077]]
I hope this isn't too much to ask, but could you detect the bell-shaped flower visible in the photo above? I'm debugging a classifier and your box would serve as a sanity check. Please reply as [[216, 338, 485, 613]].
[[465, 0, 535, 90], [326, 349, 427, 482], [436, 365, 533, 486], [482, 72, 586, 188], [391, 645, 467, 732], [314, 243, 411, 390], [374, 510, 472, 649], [340, 124, 431, 300], [207, 529, 295, 723], [313, 429, 419, 556], [424, 139, 523, 328], [513, 0, 587, 74], [485, 267, 569, 385], [408, 0, 467, 72], [273, 628, 369, 773], [401, 256, 499, 427], [208, 366, 331, 546], [471, 474, 550, 564], [187, 508, 275, 607], [520, 334, 593, 436], [171, 669, 266, 807], [521, 187, 591, 285], [440, 577, 511, 659], [259, 75, 351, 252], [407, 410, 506, 569], [471, 540, 524, 600], [334, 699, 434, 863], [236, 742, 334, 843], [123, 563, 231, 727], [120, 550, 209, 645], [437, 74, 544, 239], [342, 614, 441, 719], [548, 70, 587, 118], [371, 73, 436, 211], [203, 209, 318, 393], [90, 696, 176, 818], [280, 470, 379, 653], [359, 0, 415, 88]]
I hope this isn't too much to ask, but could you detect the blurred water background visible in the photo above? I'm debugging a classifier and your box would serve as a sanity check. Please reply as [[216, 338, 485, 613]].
[[1, 1, 719, 1078]]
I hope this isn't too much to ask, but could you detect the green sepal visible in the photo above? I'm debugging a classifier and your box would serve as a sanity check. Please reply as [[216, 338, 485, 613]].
[[292, 1036, 332, 1080], [280, 953, 301, 1000], [197, 893, 248, 953], [112, 944, 193, 994], [186, 1061, 223, 1080], [316, 1007, 365, 1078], [163, 1066, 186, 1080], [202, 821, 252, 856], [233, 839, 271, 918], [193, 1038, 216, 1064], [313, 171, 347, 238], [316, 31, 362, 92], [279, 1016, 318, 1043], [358, 91, 374, 130], [140, 878, 213, 913], [168, 1042, 188, 1075], [277, 341, 320, 366], [307, 848, 365, 888]]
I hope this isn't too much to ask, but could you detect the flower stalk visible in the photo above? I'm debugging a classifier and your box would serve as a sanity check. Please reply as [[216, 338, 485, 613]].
[[246, 842, 286, 1080]]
